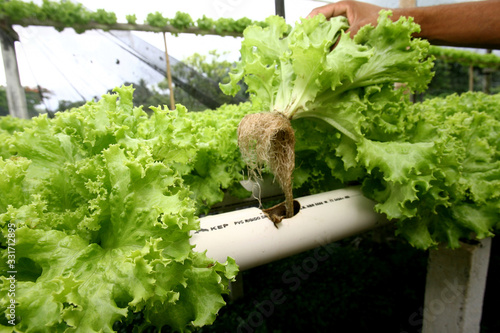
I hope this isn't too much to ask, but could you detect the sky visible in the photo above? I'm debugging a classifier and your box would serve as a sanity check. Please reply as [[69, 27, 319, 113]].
[[0, 0, 482, 111]]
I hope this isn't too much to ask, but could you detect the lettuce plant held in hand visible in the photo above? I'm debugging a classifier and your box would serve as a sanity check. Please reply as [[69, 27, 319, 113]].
[[222, 11, 434, 218]]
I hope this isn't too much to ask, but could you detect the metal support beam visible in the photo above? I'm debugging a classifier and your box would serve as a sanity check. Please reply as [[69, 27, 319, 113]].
[[469, 65, 475, 91], [0, 28, 29, 119], [275, 0, 285, 18], [483, 50, 492, 94]]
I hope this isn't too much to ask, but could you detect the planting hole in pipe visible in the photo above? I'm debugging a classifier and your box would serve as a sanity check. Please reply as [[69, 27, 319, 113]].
[[263, 199, 301, 227]]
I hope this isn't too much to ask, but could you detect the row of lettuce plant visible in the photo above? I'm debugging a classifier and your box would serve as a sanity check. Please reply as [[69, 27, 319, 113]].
[[0, 0, 269, 35], [429, 45, 500, 69], [0, 86, 249, 332]]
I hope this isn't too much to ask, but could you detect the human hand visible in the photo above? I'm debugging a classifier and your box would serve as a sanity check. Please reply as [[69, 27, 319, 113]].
[[307, 1, 384, 36]]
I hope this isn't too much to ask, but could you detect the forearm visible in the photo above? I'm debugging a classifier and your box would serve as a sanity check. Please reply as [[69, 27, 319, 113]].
[[392, 0, 500, 48]]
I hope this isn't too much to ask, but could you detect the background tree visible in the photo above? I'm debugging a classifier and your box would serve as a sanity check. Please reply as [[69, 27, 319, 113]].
[[424, 59, 499, 98], [169, 50, 248, 111], [0, 85, 49, 117], [56, 99, 87, 112], [93, 50, 247, 113]]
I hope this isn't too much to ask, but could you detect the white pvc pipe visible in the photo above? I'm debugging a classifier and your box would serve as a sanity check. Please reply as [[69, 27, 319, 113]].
[[191, 186, 388, 271]]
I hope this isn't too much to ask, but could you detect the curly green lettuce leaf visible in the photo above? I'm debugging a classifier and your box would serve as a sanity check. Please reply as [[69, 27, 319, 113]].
[[0, 86, 238, 332], [362, 92, 500, 248], [221, 11, 434, 140], [183, 103, 254, 212]]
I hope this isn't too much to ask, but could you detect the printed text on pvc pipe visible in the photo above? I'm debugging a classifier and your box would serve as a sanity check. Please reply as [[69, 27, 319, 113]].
[[194, 195, 352, 234]]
